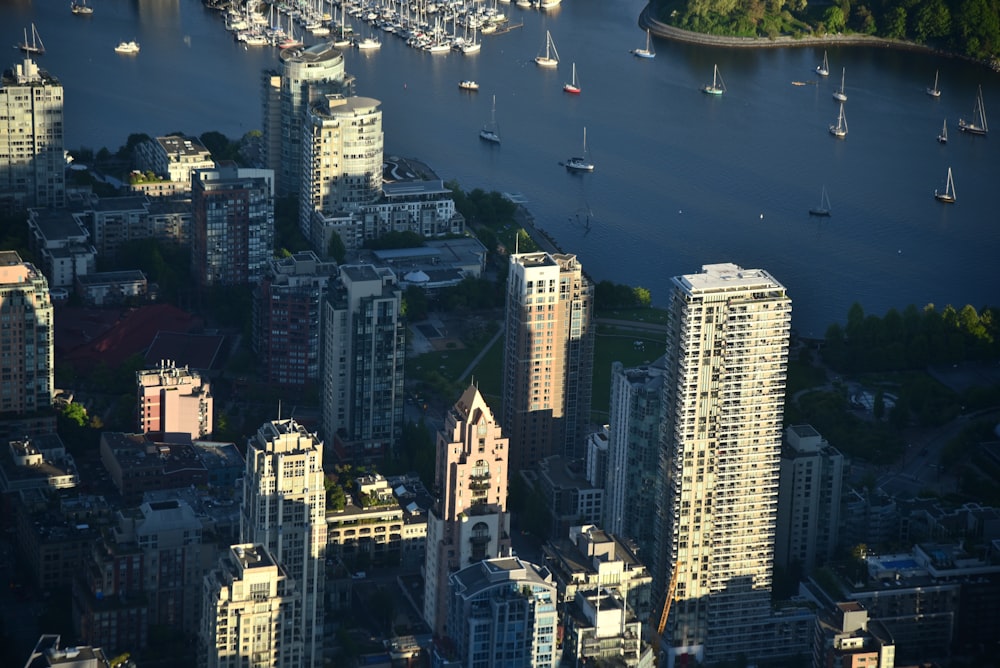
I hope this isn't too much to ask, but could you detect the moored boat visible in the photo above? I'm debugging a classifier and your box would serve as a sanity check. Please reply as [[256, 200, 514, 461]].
[[565, 127, 594, 172], [17, 24, 45, 55], [702, 64, 725, 95], [71, 0, 94, 15], [958, 85, 988, 136], [631, 28, 655, 59], [115, 40, 140, 54], [534, 30, 559, 68], [563, 63, 580, 94], [934, 167, 956, 203]]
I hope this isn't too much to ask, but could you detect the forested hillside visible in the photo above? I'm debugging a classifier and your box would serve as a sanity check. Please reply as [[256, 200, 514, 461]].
[[653, 0, 1000, 62]]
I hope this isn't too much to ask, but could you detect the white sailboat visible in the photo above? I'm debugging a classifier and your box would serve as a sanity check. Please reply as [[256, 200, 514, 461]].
[[565, 127, 594, 172], [535, 30, 559, 68], [809, 186, 832, 217], [631, 29, 655, 59], [563, 62, 581, 94], [480, 94, 500, 144], [816, 51, 829, 77], [833, 68, 847, 102], [926, 69, 941, 98], [958, 85, 988, 136], [829, 102, 848, 138], [462, 23, 481, 54], [17, 24, 45, 55], [702, 64, 725, 95], [937, 118, 948, 144], [934, 167, 956, 203]]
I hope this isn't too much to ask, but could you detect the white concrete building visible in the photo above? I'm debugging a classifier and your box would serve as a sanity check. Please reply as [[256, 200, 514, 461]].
[[261, 42, 351, 196], [300, 94, 383, 240], [241, 419, 326, 668], [0, 251, 53, 418], [657, 263, 792, 666], [201, 544, 299, 668], [0, 57, 64, 212], [134, 136, 215, 191]]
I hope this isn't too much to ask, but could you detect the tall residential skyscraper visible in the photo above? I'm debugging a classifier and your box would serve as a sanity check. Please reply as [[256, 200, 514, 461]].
[[320, 264, 404, 464], [136, 360, 213, 438], [502, 252, 594, 471], [423, 385, 512, 637], [0, 57, 64, 214], [0, 251, 53, 418], [201, 544, 299, 668], [774, 424, 844, 575], [300, 94, 383, 241], [260, 43, 351, 196], [241, 419, 326, 668], [253, 251, 338, 387], [656, 263, 791, 666], [191, 166, 275, 287], [604, 356, 667, 562]]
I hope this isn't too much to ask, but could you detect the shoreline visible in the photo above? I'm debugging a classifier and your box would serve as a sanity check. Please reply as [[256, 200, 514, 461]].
[[637, 4, 1000, 71]]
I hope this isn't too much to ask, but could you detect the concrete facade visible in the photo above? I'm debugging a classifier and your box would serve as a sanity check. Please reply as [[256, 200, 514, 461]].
[[0, 57, 64, 213], [502, 252, 594, 471], [657, 263, 792, 665]]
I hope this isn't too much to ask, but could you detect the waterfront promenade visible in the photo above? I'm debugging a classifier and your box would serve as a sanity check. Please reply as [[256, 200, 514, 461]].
[[635, 3, 996, 67]]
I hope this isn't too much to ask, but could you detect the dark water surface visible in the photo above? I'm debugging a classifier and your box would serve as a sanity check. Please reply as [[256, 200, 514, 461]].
[[3, 0, 998, 335]]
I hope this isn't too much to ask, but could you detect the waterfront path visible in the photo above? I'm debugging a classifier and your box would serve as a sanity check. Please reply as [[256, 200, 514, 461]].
[[638, 4, 937, 52]]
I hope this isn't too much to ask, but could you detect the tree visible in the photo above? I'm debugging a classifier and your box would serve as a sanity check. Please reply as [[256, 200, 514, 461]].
[[62, 402, 88, 427], [632, 286, 652, 308], [327, 231, 347, 264], [884, 5, 908, 39], [824, 5, 847, 32], [402, 285, 428, 322]]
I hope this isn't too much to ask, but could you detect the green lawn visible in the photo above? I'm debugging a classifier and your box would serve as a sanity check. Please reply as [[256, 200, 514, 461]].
[[407, 311, 670, 420], [597, 307, 669, 324], [590, 329, 667, 422]]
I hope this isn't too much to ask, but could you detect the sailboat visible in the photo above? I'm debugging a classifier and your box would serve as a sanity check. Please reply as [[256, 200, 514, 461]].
[[926, 70, 941, 98], [479, 95, 500, 144], [563, 63, 581, 94], [809, 186, 832, 217], [937, 118, 948, 144], [958, 85, 988, 136], [934, 167, 956, 203], [631, 29, 655, 59], [833, 68, 847, 102], [535, 30, 559, 68], [565, 127, 594, 172], [17, 24, 45, 55], [816, 51, 830, 77], [462, 23, 481, 55], [702, 64, 725, 95], [829, 102, 848, 138]]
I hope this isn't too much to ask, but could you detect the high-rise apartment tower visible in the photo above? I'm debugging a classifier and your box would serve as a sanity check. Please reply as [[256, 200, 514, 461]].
[[0, 57, 64, 213], [261, 42, 351, 196], [656, 263, 792, 666], [502, 252, 594, 471], [241, 419, 326, 668], [320, 264, 404, 464], [0, 251, 53, 418], [423, 385, 512, 637]]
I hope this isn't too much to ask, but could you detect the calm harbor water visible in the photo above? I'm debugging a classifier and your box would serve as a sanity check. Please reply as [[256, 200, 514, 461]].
[[3, 0, 998, 336]]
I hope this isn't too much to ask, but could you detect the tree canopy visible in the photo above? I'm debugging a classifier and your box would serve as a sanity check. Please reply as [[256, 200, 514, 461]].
[[655, 0, 1000, 61]]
